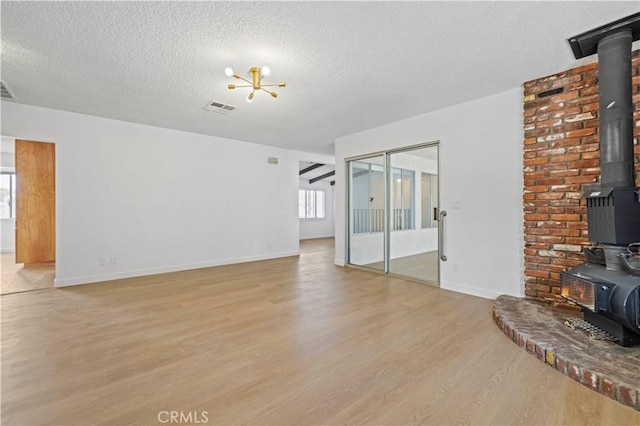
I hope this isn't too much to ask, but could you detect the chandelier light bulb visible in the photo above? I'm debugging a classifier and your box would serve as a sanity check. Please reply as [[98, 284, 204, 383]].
[[260, 66, 271, 77], [224, 67, 234, 77], [247, 92, 255, 102]]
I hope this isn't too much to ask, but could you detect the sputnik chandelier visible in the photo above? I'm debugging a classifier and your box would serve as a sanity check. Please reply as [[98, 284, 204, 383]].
[[225, 66, 286, 102]]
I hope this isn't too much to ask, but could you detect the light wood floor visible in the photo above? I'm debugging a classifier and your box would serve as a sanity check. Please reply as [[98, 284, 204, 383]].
[[1, 238, 638, 425], [367, 250, 439, 283], [1, 252, 55, 295]]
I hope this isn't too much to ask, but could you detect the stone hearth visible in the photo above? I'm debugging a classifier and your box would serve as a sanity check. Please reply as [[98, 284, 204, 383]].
[[493, 295, 639, 411]]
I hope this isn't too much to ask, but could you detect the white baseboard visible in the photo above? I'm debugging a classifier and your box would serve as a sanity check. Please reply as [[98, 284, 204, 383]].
[[300, 234, 335, 240], [1, 248, 16, 253], [54, 250, 300, 287], [440, 281, 504, 300], [334, 258, 345, 266]]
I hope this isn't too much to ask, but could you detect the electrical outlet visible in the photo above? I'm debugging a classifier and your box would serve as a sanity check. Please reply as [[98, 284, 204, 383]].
[[110, 257, 117, 266], [99, 257, 106, 266]]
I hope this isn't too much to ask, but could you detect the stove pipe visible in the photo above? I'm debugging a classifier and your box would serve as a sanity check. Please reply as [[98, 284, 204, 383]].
[[597, 29, 635, 188]]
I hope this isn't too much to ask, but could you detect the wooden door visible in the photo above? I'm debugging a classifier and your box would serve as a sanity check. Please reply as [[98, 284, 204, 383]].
[[15, 140, 55, 264]]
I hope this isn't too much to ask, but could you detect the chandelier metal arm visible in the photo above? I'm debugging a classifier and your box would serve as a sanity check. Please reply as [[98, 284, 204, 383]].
[[258, 86, 277, 98], [225, 66, 285, 100], [259, 83, 286, 88], [233, 74, 253, 86]]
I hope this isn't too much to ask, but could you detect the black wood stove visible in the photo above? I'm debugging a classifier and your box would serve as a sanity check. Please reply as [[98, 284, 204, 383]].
[[560, 13, 640, 347]]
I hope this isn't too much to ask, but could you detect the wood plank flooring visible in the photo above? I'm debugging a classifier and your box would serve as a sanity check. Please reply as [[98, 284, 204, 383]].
[[366, 250, 439, 283], [1, 238, 639, 425], [1, 253, 55, 295]]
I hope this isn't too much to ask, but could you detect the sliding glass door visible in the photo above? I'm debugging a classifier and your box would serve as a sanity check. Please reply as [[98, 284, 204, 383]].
[[348, 155, 385, 271], [347, 143, 440, 285], [388, 145, 439, 283]]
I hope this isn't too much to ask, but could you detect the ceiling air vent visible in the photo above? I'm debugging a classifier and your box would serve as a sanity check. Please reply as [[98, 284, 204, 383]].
[[1, 81, 14, 99], [202, 101, 237, 115]]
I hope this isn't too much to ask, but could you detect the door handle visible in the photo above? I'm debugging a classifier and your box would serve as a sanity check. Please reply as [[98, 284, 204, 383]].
[[439, 210, 448, 262]]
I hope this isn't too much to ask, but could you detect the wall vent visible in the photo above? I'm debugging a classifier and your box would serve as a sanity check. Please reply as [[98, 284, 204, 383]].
[[202, 101, 237, 115], [1, 81, 14, 99]]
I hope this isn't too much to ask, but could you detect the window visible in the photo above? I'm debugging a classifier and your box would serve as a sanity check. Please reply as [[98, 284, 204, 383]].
[[421, 173, 438, 228], [351, 161, 384, 233], [299, 189, 326, 219], [391, 168, 415, 230], [0, 173, 16, 219], [350, 162, 415, 233]]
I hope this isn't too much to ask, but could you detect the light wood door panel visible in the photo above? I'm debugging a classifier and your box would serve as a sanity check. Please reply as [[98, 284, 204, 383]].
[[15, 139, 55, 264]]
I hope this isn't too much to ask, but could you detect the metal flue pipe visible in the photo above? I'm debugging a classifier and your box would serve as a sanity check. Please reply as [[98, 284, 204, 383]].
[[597, 29, 635, 188]]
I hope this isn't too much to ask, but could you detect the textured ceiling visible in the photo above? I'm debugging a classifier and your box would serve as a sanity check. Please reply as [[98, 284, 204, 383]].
[[2, 2, 639, 156]]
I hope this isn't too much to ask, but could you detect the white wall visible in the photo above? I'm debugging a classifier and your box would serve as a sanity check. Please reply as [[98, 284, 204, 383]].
[[335, 87, 524, 299], [299, 178, 335, 240], [1, 102, 333, 286], [1, 136, 16, 252]]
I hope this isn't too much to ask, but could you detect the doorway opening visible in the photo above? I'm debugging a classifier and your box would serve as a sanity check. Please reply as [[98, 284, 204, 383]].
[[0, 137, 56, 295], [298, 161, 336, 261]]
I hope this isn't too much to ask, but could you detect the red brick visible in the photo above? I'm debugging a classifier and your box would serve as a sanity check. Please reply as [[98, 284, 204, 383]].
[[536, 118, 563, 128], [551, 138, 581, 148], [567, 363, 581, 382], [566, 78, 597, 91], [566, 143, 598, 153], [582, 102, 599, 112], [618, 385, 637, 409], [566, 128, 597, 138], [536, 192, 565, 200], [568, 160, 599, 169], [564, 176, 597, 184], [600, 377, 616, 399], [550, 153, 581, 163], [524, 158, 548, 166], [552, 258, 583, 268], [555, 356, 567, 374], [525, 269, 550, 279], [580, 86, 599, 96], [549, 169, 580, 177], [581, 370, 599, 391], [535, 178, 564, 185], [551, 74, 583, 89], [524, 213, 549, 221], [526, 283, 551, 293], [551, 122, 584, 134], [568, 94, 599, 107], [551, 90, 579, 102], [525, 128, 549, 138], [569, 63, 597, 75], [524, 186, 549, 193], [550, 185, 580, 192]]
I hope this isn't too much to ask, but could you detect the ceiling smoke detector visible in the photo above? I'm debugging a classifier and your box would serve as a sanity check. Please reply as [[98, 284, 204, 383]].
[[202, 101, 237, 115], [0, 81, 14, 99]]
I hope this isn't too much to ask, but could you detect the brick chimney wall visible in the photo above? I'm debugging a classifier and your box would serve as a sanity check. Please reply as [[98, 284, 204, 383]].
[[523, 50, 640, 306]]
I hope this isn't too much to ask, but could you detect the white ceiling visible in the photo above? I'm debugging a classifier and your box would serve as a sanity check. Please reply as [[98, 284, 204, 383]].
[[2, 2, 639, 156]]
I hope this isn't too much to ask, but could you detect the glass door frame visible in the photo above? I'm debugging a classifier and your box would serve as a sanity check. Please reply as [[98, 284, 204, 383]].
[[345, 141, 441, 284]]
